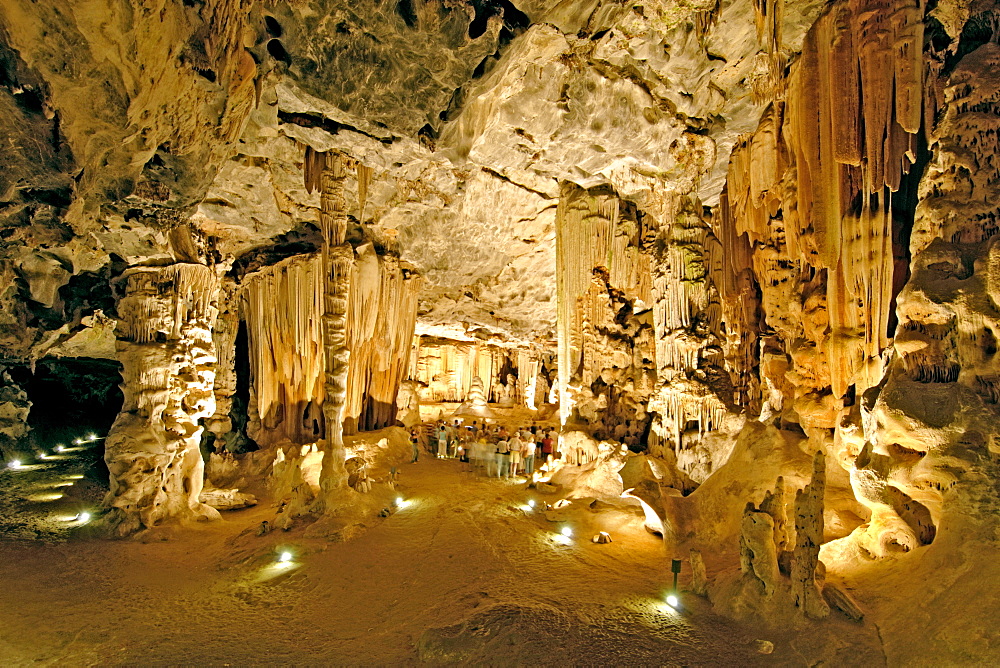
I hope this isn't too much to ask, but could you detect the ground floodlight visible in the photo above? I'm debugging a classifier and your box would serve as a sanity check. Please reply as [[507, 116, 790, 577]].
[[666, 594, 678, 607], [561, 526, 572, 538], [278, 551, 293, 563]]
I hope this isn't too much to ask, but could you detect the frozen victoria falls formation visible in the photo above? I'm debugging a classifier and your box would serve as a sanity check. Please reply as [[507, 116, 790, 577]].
[[1, 0, 1000, 662]]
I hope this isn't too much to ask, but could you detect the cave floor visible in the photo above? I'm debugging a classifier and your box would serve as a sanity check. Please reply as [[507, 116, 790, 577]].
[[0, 453, 864, 666]]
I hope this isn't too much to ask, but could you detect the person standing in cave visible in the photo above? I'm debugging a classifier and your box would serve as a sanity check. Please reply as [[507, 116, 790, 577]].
[[521, 434, 535, 477], [437, 423, 448, 458], [410, 428, 420, 463], [496, 437, 510, 478], [509, 431, 522, 476], [541, 433, 554, 464]]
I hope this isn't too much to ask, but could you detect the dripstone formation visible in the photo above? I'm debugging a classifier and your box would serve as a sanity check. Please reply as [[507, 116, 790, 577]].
[[1, 0, 998, 661]]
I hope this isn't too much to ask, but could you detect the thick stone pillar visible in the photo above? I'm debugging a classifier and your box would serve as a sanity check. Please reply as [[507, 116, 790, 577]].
[[104, 263, 222, 535]]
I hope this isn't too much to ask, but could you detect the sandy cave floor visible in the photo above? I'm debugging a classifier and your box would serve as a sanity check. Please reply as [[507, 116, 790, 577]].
[[0, 446, 854, 666]]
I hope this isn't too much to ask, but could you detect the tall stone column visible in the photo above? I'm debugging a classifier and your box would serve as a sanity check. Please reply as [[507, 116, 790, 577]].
[[311, 150, 352, 505], [104, 263, 222, 535], [205, 277, 239, 447]]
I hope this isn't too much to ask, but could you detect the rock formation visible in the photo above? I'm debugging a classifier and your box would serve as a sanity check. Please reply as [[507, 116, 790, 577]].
[[0, 0, 998, 659], [104, 261, 224, 535]]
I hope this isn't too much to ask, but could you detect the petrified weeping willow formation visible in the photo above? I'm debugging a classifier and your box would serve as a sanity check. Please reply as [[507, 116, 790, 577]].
[[241, 254, 326, 447], [104, 263, 223, 535]]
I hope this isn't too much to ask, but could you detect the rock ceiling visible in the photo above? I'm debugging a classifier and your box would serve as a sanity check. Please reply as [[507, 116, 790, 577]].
[[0, 0, 829, 357]]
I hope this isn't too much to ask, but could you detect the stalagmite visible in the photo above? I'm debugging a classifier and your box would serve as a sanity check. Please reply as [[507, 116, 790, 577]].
[[104, 262, 223, 535], [791, 451, 829, 619]]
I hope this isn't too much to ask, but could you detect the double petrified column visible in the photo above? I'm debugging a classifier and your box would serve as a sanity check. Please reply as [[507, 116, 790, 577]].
[[104, 263, 222, 535]]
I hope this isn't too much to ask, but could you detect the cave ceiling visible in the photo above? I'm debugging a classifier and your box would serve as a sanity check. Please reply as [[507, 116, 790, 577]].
[[0, 0, 828, 358]]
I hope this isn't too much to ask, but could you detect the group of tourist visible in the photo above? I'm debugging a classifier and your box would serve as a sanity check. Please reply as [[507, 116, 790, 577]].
[[409, 420, 559, 479]]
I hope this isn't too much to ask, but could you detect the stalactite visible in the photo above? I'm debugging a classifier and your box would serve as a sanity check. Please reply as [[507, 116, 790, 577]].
[[410, 337, 540, 407], [713, 0, 925, 420], [556, 184, 620, 427], [343, 248, 421, 433], [241, 254, 326, 447]]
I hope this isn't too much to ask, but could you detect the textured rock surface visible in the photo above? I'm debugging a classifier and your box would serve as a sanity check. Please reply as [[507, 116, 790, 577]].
[[0, 0, 998, 661], [104, 262, 224, 536]]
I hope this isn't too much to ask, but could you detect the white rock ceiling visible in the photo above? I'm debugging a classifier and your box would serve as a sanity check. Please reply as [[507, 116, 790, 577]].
[[0, 0, 827, 354]]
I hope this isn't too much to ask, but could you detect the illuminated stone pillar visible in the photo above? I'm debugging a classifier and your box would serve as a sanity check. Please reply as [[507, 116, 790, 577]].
[[104, 263, 222, 535]]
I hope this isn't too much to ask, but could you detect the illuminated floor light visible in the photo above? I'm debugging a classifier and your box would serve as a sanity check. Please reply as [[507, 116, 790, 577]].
[[27, 492, 65, 502], [561, 526, 573, 538], [87, 434, 98, 442], [277, 551, 293, 563], [56, 445, 65, 453], [666, 594, 679, 608], [77, 512, 91, 523], [395, 496, 404, 505], [527, 499, 536, 508], [9, 459, 22, 470], [73, 439, 83, 445]]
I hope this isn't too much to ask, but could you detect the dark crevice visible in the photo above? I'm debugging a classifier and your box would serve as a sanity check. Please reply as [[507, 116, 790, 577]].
[[277, 110, 395, 145], [264, 15, 283, 38], [396, 0, 418, 28], [480, 166, 554, 199], [469, 0, 529, 40], [888, 128, 930, 337], [267, 39, 291, 65], [943, 11, 998, 76]]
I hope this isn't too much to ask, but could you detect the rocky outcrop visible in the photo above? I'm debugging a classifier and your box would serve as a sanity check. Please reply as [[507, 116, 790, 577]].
[[0, 371, 30, 460]]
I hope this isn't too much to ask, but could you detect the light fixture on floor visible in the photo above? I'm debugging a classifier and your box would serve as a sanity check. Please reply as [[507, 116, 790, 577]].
[[77, 512, 91, 523], [666, 594, 678, 608], [561, 526, 572, 537], [528, 499, 535, 508], [9, 459, 21, 470], [278, 550, 293, 564]]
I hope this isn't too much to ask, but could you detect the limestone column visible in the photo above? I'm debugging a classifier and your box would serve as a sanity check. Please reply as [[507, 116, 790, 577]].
[[205, 277, 239, 448], [104, 263, 222, 535], [314, 150, 352, 504]]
